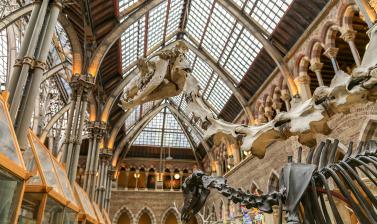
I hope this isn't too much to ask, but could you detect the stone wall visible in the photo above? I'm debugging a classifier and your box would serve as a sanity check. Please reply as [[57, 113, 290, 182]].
[[204, 102, 377, 221], [109, 190, 199, 224]]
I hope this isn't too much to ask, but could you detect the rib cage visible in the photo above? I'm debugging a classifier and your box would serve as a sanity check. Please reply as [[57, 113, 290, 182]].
[[181, 139, 377, 224]]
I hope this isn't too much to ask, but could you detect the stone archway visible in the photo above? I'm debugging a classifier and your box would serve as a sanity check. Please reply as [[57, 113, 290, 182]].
[[112, 206, 135, 224], [135, 207, 157, 224], [359, 116, 377, 142], [161, 208, 181, 224]]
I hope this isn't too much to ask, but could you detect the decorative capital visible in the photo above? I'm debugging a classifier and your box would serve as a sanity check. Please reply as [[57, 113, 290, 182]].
[[323, 47, 339, 59], [34, 60, 47, 71], [309, 61, 323, 73], [295, 75, 311, 85], [340, 29, 357, 42]]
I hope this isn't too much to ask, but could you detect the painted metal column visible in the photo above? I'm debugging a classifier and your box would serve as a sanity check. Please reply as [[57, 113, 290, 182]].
[[83, 134, 94, 190], [309, 61, 325, 86], [86, 128, 98, 196], [61, 91, 77, 161], [65, 85, 83, 172], [9, 0, 49, 121], [7, 0, 42, 97], [15, 0, 62, 149], [341, 29, 361, 66], [69, 94, 89, 184]]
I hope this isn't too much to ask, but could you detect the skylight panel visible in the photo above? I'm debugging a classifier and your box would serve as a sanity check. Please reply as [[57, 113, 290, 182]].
[[202, 3, 236, 61], [163, 132, 190, 148], [252, 0, 292, 33], [147, 2, 167, 50], [0, 29, 7, 90], [166, 0, 184, 37], [172, 94, 182, 106], [125, 105, 141, 131], [186, 50, 196, 67], [232, 0, 246, 9], [164, 110, 180, 130], [191, 56, 213, 91], [207, 78, 232, 112], [121, 16, 145, 70], [119, 0, 138, 13], [223, 29, 262, 82], [134, 130, 162, 146], [186, 0, 214, 43], [133, 107, 191, 148], [144, 109, 164, 131]]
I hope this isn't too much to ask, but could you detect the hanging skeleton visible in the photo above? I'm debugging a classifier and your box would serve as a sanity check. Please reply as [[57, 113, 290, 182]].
[[120, 25, 377, 161], [181, 139, 377, 224]]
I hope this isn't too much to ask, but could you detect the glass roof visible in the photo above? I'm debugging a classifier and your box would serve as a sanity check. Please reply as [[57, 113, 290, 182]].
[[119, 0, 293, 150], [119, 0, 293, 117], [133, 107, 191, 148]]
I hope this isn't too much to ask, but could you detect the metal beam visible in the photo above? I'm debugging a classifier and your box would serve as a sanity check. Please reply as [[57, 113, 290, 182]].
[[88, 0, 165, 76], [42, 61, 70, 82], [184, 37, 253, 118], [39, 102, 71, 142], [0, 3, 34, 31], [111, 103, 167, 166], [167, 111, 202, 168]]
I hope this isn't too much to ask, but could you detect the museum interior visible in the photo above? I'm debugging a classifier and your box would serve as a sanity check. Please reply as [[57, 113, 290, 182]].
[[1, 0, 377, 223]]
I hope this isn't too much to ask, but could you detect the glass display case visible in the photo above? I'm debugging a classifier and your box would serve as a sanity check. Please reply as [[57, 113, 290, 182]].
[[74, 183, 98, 224], [0, 93, 28, 223], [102, 209, 111, 224], [92, 203, 105, 224], [18, 131, 80, 223]]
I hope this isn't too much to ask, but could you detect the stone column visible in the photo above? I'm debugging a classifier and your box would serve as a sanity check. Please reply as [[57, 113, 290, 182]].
[[272, 87, 282, 114], [105, 168, 115, 212], [170, 172, 174, 191], [309, 61, 325, 86], [324, 47, 339, 73], [294, 74, 312, 100], [230, 144, 240, 165], [341, 29, 361, 66], [215, 161, 222, 176], [264, 95, 274, 121], [281, 84, 291, 111]]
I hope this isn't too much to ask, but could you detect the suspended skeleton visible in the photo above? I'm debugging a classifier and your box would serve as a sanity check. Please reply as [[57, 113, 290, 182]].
[[181, 139, 377, 224], [120, 40, 191, 110]]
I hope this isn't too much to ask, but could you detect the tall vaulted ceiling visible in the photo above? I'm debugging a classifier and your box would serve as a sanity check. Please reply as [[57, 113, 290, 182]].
[[1, 0, 329, 161]]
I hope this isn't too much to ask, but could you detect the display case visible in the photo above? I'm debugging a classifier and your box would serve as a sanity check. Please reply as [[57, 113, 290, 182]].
[[18, 130, 80, 223], [92, 203, 105, 224], [102, 209, 111, 224], [75, 183, 98, 224], [0, 93, 28, 223]]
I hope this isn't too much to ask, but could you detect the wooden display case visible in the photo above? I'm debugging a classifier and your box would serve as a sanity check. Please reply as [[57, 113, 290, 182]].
[[18, 131, 80, 223], [92, 203, 105, 224], [75, 183, 98, 224], [0, 93, 28, 224]]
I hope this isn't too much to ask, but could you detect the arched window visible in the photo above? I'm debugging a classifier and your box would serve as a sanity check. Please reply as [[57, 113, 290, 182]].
[[147, 168, 156, 189], [268, 173, 279, 193], [138, 213, 152, 224], [163, 168, 171, 190], [118, 212, 131, 224]]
